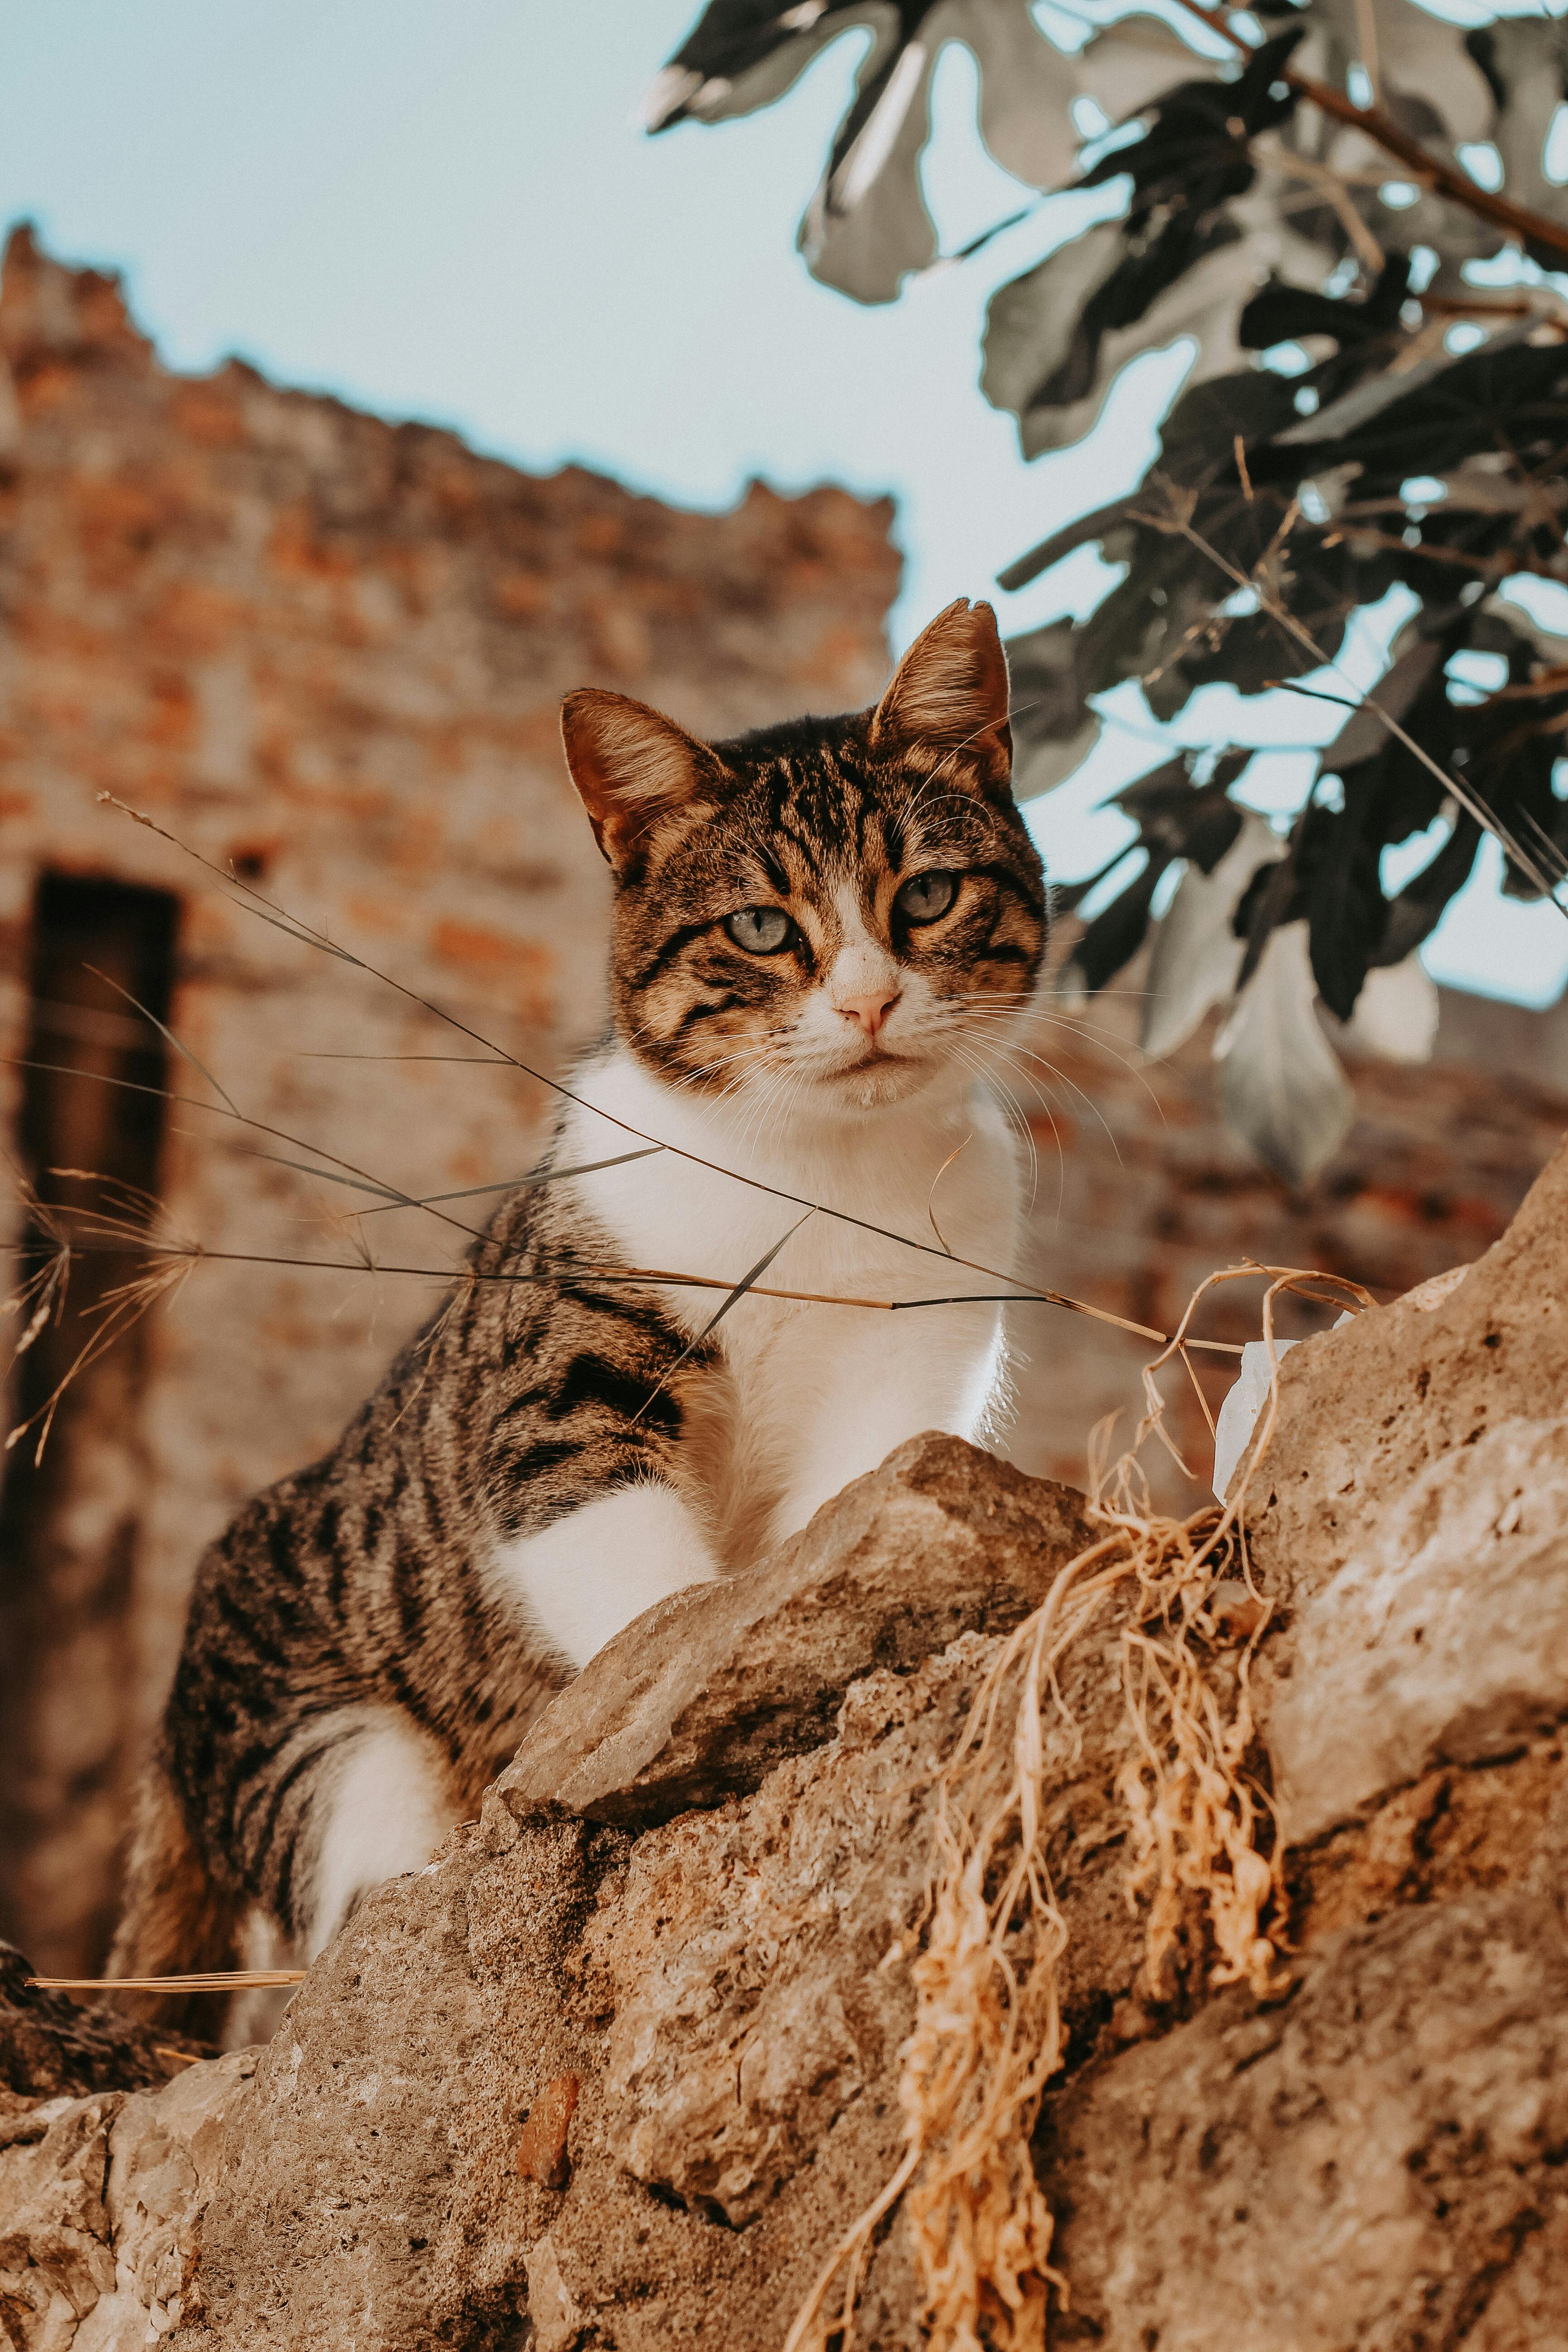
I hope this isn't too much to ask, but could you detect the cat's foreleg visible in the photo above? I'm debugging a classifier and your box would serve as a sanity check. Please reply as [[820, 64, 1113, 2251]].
[[302, 1706, 457, 1960], [482, 1293, 727, 1671], [488, 1480, 720, 1672], [764, 1301, 1009, 1548]]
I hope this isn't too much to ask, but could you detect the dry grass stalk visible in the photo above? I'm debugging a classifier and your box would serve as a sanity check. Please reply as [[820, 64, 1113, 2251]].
[[789, 1264, 1369, 2352], [28, 1969, 306, 1993], [68, 792, 1250, 1354], [4, 1180, 201, 1465], [2, 1175, 1246, 1472]]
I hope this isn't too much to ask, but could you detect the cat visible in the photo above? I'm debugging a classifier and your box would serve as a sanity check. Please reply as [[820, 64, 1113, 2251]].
[[109, 597, 1047, 2018]]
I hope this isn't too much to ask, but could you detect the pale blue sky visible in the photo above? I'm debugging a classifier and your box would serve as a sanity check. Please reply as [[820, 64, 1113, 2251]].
[[1, 0, 1563, 1004]]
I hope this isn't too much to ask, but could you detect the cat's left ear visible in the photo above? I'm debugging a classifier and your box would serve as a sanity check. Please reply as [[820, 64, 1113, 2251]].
[[561, 690, 728, 869], [869, 598, 1012, 794]]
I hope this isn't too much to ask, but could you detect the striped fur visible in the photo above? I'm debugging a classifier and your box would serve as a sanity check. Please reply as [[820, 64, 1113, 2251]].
[[112, 599, 1046, 2017]]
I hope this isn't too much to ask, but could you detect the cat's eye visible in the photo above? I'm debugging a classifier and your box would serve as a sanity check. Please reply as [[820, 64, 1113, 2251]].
[[894, 870, 959, 926], [724, 906, 794, 955]]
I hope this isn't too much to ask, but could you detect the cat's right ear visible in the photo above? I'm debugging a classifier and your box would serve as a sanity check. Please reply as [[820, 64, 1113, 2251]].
[[560, 691, 726, 870], [869, 598, 1012, 794]]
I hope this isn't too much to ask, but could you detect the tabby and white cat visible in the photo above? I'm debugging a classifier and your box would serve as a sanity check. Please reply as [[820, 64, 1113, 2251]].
[[111, 598, 1047, 2008]]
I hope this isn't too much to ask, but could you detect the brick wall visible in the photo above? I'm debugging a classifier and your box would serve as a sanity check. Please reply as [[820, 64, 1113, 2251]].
[[0, 227, 899, 1973]]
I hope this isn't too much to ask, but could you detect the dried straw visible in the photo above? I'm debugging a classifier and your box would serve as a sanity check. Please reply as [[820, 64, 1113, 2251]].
[[28, 1970, 306, 1993], [3, 1177, 201, 1464], [787, 1265, 1366, 2352]]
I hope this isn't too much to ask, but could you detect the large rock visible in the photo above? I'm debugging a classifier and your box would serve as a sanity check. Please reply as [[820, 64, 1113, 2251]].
[[194, 1659, 966, 2349], [1248, 1128, 1568, 1605], [7, 1143, 1568, 2349], [1267, 1414, 1568, 1841], [0, 1947, 233, 2348], [1250, 1133, 1568, 1841], [1044, 1888, 1568, 2351], [186, 1438, 1109, 2351], [496, 1437, 1093, 1826], [1, 2092, 121, 2351]]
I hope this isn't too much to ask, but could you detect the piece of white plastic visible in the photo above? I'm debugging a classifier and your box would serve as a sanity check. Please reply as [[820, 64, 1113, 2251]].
[[1211, 1311, 1357, 1499], [1211, 1339, 1299, 1501]]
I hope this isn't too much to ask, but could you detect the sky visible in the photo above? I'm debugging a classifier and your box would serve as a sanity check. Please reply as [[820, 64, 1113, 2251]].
[[1, 0, 1564, 1006]]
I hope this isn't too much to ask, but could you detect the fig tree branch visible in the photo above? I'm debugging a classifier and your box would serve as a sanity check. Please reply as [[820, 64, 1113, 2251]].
[[1176, 0, 1568, 263]]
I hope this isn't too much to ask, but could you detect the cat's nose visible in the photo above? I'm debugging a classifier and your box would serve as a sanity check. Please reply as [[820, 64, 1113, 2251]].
[[837, 988, 902, 1037]]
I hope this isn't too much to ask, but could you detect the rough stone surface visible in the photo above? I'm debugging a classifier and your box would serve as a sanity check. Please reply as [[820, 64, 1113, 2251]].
[[181, 1435, 1113, 2351], [0, 2092, 119, 2349], [1269, 1414, 1568, 1841], [496, 1434, 1093, 1826], [190, 1658, 965, 2350], [1242, 1136, 1568, 1842], [0, 2051, 252, 2351], [1248, 1128, 1568, 1612], [1043, 1891, 1568, 2351]]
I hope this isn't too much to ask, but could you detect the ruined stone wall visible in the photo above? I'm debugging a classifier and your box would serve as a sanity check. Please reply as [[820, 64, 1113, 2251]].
[[0, 227, 899, 1975]]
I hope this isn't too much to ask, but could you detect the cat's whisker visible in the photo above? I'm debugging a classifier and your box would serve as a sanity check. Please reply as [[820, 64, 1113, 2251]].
[[946, 1038, 1046, 1213], [989, 1069, 1077, 1215], [776, 1062, 818, 1156], [727, 1052, 799, 1163], [897, 769, 976, 833], [665, 1044, 769, 1096], [954, 1001, 1170, 1125], [959, 1025, 1127, 1172], [763, 1067, 813, 1161], [958, 1039, 1057, 1147], [734, 1076, 782, 1163], [1009, 1056, 1127, 1166], [954, 1025, 1093, 1210], [959, 1026, 1158, 1147], [948, 1038, 1040, 1205], [962, 991, 1162, 1049]]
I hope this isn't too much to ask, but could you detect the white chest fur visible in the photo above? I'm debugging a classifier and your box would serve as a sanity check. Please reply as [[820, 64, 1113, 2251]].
[[555, 1047, 1024, 1562]]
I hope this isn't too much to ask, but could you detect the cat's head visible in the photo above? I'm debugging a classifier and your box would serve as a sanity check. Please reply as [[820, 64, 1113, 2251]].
[[560, 598, 1045, 1112]]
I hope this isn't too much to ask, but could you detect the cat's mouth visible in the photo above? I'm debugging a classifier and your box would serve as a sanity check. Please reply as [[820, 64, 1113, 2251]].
[[808, 1042, 938, 1105], [831, 1043, 916, 1076]]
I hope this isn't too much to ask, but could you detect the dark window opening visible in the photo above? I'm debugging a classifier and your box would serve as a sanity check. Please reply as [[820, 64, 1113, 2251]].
[[0, 871, 178, 1976]]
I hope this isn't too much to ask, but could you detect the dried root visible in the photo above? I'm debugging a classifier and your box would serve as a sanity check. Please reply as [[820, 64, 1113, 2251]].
[[787, 1264, 1370, 2352]]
